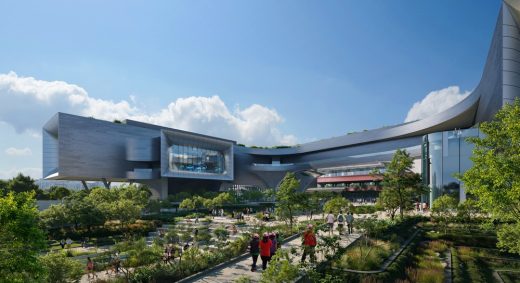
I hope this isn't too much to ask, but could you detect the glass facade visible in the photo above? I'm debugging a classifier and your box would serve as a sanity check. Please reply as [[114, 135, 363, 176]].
[[424, 128, 480, 206], [168, 144, 225, 174]]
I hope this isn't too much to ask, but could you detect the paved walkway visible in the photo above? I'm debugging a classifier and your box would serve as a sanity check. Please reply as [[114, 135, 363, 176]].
[[78, 215, 356, 283], [186, 227, 360, 283]]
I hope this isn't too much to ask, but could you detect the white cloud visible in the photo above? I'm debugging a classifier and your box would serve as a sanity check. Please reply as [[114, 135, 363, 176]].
[[0, 71, 297, 146], [0, 167, 42, 179], [404, 86, 470, 122], [5, 147, 32, 156]]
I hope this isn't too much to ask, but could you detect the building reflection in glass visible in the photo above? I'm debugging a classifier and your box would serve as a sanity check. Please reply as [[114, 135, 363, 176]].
[[424, 128, 480, 205], [168, 144, 225, 174]]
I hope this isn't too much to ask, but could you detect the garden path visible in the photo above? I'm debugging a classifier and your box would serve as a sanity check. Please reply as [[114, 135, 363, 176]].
[[184, 225, 360, 283]]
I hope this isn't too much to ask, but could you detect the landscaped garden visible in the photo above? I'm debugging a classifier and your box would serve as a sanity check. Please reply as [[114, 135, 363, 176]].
[[1, 100, 520, 282]]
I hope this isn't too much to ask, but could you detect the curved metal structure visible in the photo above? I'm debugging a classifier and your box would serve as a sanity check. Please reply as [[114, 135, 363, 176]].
[[43, 1, 520, 198]]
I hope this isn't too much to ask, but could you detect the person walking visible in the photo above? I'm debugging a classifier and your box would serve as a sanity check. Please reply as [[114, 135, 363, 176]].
[[86, 257, 95, 280], [337, 210, 346, 235], [249, 233, 260, 272], [326, 211, 335, 235], [269, 232, 277, 258], [346, 212, 354, 234], [301, 224, 317, 264], [259, 233, 272, 270]]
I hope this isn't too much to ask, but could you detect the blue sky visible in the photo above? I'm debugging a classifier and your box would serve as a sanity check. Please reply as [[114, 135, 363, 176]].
[[0, 0, 502, 179]]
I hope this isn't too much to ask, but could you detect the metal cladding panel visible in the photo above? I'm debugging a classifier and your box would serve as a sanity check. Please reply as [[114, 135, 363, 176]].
[[503, 2, 520, 103], [42, 2, 520, 195], [126, 137, 160, 161], [55, 113, 159, 181]]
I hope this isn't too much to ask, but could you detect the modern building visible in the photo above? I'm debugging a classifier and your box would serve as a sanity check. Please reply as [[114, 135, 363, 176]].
[[43, 0, 520, 205]]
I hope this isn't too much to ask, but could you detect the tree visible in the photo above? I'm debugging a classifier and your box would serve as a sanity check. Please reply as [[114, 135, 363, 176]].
[[431, 195, 457, 234], [40, 253, 83, 283], [275, 172, 301, 231], [66, 191, 105, 230], [47, 186, 71, 200], [300, 191, 334, 220], [456, 198, 480, 224], [213, 192, 233, 207], [323, 196, 351, 214], [179, 195, 206, 212], [0, 192, 47, 282], [460, 98, 520, 254], [381, 149, 425, 219], [6, 173, 39, 194], [39, 204, 69, 231], [377, 188, 401, 220], [0, 179, 8, 196]]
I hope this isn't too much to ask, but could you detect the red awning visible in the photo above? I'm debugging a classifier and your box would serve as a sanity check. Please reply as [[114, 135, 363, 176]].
[[317, 174, 383, 183]]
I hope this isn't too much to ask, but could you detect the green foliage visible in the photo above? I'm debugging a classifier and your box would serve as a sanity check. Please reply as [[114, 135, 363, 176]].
[[213, 226, 229, 244], [64, 190, 105, 230], [40, 184, 152, 236], [46, 186, 72, 200], [461, 99, 520, 254], [299, 191, 334, 219], [39, 204, 69, 230], [497, 222, 520, 254], [381, 149, 425, 219], [40, 252, 83, 283], [235, 275, 253, 283], [4, 173, 39, 194], [179, 195, 205, 211], [456, 198, 481, 223], [336, 239, 394, 270], [323, 196, 351, 214], [275, 172, 302, 231], [431, 194, 458, 234], [377, 188, 401, 220], [260, 249, 300, 283], [319, 235, 341, 260], [116, 238, 161, 268], [203, 192, 234, 210], [168, 191, 192, 202], [0, 192, 47, 282]]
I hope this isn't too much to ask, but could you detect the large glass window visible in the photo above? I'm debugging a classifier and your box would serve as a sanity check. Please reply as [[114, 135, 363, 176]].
[[168, 144, 225, 174]]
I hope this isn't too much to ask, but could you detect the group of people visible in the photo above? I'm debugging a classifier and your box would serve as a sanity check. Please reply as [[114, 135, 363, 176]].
[[326, 210, 355, 235], [248, 232, 281, 271], [247, 223, 321, 272], [59, 238, 73, 249], [415, 202, 429, 213], [211, 208, 226, 217], [162, 243, 176, 264]]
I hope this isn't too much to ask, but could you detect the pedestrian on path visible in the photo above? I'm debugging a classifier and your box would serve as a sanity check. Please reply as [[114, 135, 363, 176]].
[[326, 211, 335, 235], [337, 210, 345, 235], [86, 257, 95, 280], [346, 212, 354, 234], [249, 233, 260, 272], [269, 232, 277, 258], [259, 233, 272, 270], [301, 224, 317, 264]]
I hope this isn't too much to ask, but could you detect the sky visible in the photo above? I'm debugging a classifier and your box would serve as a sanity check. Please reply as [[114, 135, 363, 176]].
[[0, 0, 502, 179]]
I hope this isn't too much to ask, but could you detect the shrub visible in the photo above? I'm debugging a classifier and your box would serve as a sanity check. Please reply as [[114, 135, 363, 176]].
[[261, 249, 300, 283], [41, 253, 84, 283]]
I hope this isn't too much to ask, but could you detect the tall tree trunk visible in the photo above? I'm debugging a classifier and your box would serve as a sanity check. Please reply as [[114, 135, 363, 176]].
[[398, 187, 404, 219]]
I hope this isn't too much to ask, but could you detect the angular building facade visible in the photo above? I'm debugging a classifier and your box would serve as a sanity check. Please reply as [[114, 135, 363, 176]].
[[43, 0, 520, 204]]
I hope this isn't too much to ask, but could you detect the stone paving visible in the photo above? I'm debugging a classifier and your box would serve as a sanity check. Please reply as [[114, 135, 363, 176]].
[[186, 226, 360, 283], [78, 215, 360, 283]]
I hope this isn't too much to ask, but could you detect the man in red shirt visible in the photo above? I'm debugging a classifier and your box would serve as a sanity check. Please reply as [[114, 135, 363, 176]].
[[301, 224, 317, 264], [259, 232, 272, 270]]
